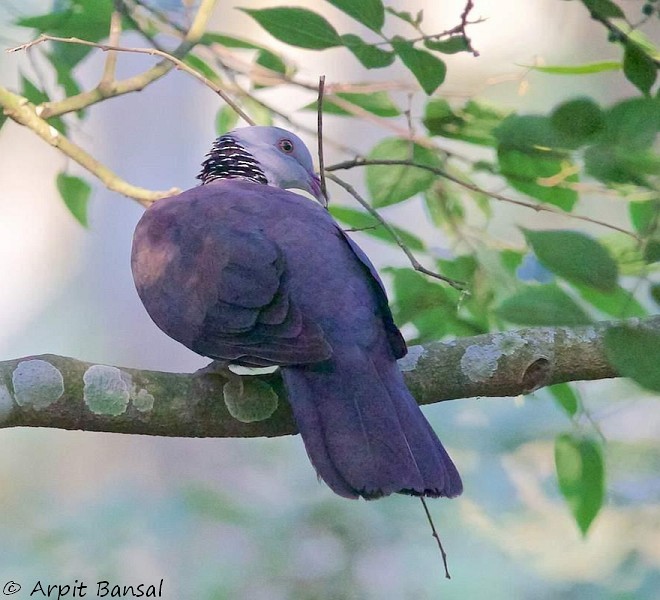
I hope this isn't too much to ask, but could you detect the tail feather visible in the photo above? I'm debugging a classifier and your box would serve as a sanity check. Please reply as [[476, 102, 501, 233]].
[[282, 347, 462, 499]]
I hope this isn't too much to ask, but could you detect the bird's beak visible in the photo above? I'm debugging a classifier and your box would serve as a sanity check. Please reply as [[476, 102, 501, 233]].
[[308, 173, 328, 208]]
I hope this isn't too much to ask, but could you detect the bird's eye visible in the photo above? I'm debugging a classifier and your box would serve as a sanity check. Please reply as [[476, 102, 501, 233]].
[[278, 139, 294, 154]]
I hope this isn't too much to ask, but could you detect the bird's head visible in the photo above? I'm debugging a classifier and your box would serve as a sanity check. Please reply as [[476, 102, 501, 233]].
[[197, 126, 326, 206]]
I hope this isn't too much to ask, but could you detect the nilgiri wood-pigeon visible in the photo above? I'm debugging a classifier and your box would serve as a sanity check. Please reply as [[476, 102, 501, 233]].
[[131, 126, 462, 500]]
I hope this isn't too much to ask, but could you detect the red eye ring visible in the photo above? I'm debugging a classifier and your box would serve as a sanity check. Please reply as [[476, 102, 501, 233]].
[[279, 138, 294, 153]]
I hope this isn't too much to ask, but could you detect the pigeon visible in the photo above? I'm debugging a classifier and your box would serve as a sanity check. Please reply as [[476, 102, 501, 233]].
[[131, 126, 462, 500]]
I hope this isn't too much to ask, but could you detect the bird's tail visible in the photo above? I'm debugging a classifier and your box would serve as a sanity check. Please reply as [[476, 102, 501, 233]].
[[281, 347, 462, 500]]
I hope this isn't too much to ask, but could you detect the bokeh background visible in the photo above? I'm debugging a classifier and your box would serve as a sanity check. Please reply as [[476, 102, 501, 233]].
[[1, 1, 659, 598]]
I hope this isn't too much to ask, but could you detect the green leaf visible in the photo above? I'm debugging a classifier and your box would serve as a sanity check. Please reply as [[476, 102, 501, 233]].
[[184, 54, 220, 83], [341, 34, 395, 68], [555, 433, 604, 536], [599, 232, 647, 276], [423, 98, 462, 131], [526, 61, 621, 75], [392, 37, 446, 95], [550, 98, 604, 147], [242, 98, 273, 126], [601, 98, 660, 149], [495, 115, 578, 208], [549, 383, 580, 417], [585, 145, 656, 186], [387, 268, 457, 341], [496, 285, 591, 326], [46, 52, 83, 114], [573, 283, 647, 318], [605, 325, 660, 391], [365, 138, 441, 207], [325, 0, 384, 32], [56, 173, 91, 227], [0, 111, 6, 132], [223, 377, 279, 422], [305, 91, 399, 117], [329, 205, 424, 250], [524, 229, 618, 292], [644, 239, 660, 264], [215, 106, 239, 135], [495, 114, 567, 151], [17, 0, 117, 67], [255, 49, 288, 75], [623, 42, 658, 96], [424, 99, 506, 146], [200, 33, 264, 49], [385, 7, 423, 27], [580, 0, 624, 18], [240, 7, 342, 49], [629, 200, 659, 234], [424, 182, 465, 228], [498, 149, 578, 210], [424, 36, 469, 54], [651, 283, 660, 306], [584, 98, 660, 185]]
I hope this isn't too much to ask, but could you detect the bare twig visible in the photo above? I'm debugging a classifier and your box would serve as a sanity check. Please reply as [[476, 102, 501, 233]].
[[459, 0, 480, 57], [420, 497, 451, 579], [376, 0, 482, 57], [327, 158, 640, 241], [582, 3, 660, 69], [0, 86, 177, 205], [325, 173, 466, 290], [317, 75, 328, 203], [99, 9, 123, 91], [7, 0, 219, 119], [8, 34, 255, 126]]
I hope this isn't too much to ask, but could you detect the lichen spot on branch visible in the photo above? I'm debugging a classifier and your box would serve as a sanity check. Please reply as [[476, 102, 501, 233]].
[[460, 344, 501, 383], [133, 388, 155, 412], [398, 345, 426, 372], [83, 365, 131, 416], [12, 359, 64, 409]]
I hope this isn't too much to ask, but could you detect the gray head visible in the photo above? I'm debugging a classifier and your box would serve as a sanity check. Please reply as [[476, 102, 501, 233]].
[[197, 126, 325, 205]]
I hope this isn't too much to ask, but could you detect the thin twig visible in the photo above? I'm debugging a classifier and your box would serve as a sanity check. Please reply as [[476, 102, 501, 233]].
[[420, 497, 451, 579], [99, 10, 122, 91], [458, 0, 480, 57], [16, 0, 218, 119], [8, 34, 255, 126], [583, 4, 660, 69], [327, 158, 640, 241], [0, 86, 177, 205], [325, 173, 466, 290], [317, 75, 328, 204]]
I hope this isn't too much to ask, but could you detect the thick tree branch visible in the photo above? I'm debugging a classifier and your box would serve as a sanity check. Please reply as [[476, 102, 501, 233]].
[[1, 316, 657, 439]]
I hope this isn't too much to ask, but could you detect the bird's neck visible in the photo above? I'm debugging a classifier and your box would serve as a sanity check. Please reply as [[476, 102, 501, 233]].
[[197, 135, 269, 186]]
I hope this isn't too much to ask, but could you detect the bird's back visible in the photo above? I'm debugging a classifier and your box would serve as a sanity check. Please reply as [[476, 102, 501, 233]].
[[132, 179, 402, 362], [132, 178, 462, 499]]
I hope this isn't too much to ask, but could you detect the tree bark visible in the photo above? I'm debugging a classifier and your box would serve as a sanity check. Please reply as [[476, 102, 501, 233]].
[[1, 316, 658, 438]]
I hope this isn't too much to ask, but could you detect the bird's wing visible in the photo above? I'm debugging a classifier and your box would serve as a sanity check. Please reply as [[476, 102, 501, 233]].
[[131, 189, 332, 367], [337, 230, 408, 360]]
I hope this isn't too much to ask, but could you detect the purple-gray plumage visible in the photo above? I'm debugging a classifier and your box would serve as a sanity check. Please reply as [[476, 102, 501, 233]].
[[131, 126, 462, 499]]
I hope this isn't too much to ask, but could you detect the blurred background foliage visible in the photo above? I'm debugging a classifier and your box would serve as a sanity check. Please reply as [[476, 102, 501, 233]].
[[0, 0, 658, 598]]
